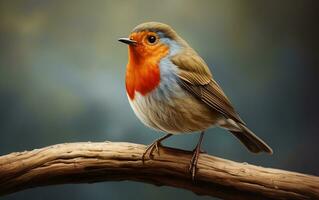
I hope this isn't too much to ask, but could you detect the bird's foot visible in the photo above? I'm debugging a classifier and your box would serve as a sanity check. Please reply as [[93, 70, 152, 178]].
[[189, 146, 205, 181], [142, 141, 162, 163], [142, 134, 172, 164]]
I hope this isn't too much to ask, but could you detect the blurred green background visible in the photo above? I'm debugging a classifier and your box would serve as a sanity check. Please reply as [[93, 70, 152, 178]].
[[1, 0, 318, 199]]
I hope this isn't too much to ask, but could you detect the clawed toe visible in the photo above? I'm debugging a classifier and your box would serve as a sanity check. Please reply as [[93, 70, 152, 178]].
[[142, 134, 173, 163], [189, 149, 201, 180], [189, 131, 205, 180], [141, 132, 206, 181], [142, 142, 161, 162]]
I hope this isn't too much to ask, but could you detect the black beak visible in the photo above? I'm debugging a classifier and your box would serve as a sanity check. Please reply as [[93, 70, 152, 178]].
[[118, 38, 137, 45]]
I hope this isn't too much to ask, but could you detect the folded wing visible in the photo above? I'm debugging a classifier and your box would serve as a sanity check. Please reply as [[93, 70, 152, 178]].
[[171, 49, 245, 124]]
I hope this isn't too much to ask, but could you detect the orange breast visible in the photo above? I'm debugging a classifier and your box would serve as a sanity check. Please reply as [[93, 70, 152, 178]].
[[125, 42, 169, 100], [126, 60, 160, 100]]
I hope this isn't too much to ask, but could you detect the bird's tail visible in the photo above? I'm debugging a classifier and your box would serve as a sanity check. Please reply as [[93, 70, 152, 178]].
[[219, 119, 273, 154]]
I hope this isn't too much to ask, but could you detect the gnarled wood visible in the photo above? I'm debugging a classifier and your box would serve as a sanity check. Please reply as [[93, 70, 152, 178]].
[[0, 142, 318, 199]]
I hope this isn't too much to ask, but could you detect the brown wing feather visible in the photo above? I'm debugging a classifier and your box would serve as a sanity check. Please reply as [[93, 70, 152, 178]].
[[172, 49, 212, 85], [172, 49, 245, 125]]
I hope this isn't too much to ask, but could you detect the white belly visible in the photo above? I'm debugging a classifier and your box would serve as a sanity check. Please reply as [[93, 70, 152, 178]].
[[128, 86, 221, 134]]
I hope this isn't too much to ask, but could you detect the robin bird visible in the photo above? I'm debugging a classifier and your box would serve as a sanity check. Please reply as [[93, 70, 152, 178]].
[[118, 22, 273, 179]]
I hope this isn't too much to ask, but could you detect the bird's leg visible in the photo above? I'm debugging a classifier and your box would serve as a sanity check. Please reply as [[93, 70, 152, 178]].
[[142, 133, 172, 163], [189, 131, 205, 180]]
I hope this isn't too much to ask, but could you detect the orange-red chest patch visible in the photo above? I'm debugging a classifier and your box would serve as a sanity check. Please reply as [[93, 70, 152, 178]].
[[125, 41, 169, 100], [126, 60, 160, 100]]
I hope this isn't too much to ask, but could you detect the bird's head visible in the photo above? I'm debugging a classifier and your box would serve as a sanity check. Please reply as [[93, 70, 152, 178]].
[[118, 22, 188, 100], [119, 22, 187, 65]]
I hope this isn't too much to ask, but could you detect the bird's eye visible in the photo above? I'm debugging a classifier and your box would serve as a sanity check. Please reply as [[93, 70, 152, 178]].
[[147, 35, 157, 44]]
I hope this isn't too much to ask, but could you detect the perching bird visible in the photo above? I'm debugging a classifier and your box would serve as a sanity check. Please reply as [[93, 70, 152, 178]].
[[118, 22, 273, 179]]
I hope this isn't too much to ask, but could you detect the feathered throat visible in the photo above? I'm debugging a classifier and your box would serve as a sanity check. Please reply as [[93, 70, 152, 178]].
[[125, 45, 168, 100]]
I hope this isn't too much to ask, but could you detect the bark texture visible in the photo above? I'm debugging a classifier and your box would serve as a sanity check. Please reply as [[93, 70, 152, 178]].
[[0, 142, 318, 199]]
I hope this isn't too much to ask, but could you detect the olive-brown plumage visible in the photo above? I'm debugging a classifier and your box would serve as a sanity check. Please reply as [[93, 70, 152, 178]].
[[119, 22, 273, 179]]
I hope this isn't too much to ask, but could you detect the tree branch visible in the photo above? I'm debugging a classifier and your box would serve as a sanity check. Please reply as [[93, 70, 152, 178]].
[[0, 142, 318, 199]]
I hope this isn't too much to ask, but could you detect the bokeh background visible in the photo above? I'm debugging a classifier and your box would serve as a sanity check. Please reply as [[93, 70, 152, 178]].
[[1, 0, 318, 199]]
